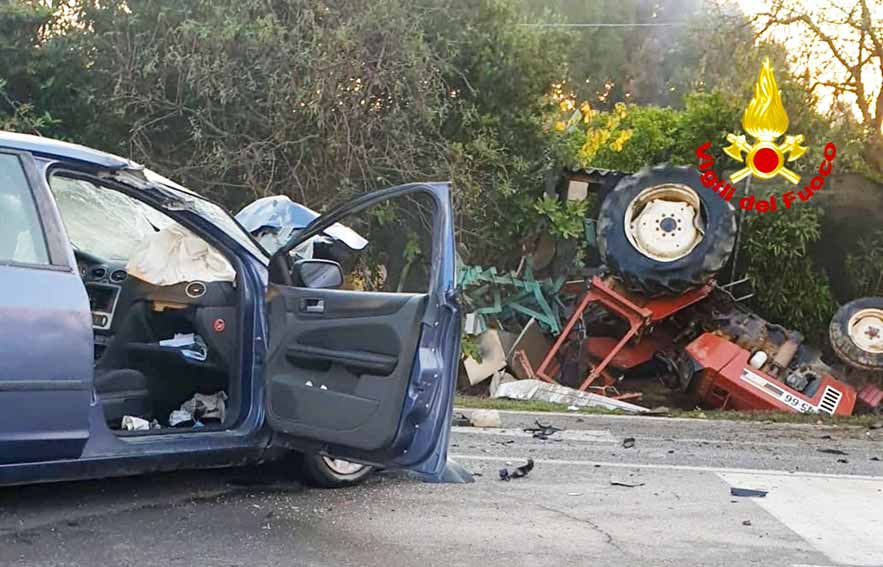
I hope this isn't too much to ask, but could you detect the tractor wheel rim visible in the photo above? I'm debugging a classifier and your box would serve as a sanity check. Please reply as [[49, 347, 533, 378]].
[[848, 308, 883, 354], [322, 457, 367, 476], [624, 183, 704, 262]]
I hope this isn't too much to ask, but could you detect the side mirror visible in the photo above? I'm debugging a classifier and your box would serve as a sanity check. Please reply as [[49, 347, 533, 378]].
[[293, 259, 343, 289]]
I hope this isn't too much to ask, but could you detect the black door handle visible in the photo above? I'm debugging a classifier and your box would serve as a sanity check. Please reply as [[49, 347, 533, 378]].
[[301, 298, 325, 314]]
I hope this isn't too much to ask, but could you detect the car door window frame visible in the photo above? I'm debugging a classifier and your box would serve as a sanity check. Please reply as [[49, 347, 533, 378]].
[[270, 183, 447, 300], [0, 149, 74, 270]]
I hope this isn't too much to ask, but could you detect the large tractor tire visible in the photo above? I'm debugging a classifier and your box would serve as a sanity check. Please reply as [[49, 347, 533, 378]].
[[597, 164, 736, 297], [829, 297, 883, 371]]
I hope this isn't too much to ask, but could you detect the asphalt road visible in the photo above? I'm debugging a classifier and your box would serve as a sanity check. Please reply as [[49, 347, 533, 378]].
[[1, 409, 882, 567]]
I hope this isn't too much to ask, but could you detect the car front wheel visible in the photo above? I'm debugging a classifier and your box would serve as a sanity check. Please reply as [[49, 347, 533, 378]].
[[301, 453, 374, 488]]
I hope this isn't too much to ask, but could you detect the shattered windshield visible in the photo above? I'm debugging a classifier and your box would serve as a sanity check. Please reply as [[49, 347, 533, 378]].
[[141, 169, 270, 262], [49, 176, 174, 262]]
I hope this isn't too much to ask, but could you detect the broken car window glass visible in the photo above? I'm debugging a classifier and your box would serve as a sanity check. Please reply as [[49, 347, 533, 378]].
[[50, 175, 173, 262], [49, 175, 236, 285], [141, 168, 269, 262]]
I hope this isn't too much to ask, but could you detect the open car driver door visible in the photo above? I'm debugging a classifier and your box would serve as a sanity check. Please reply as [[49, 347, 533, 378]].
[[264, 183, 460, 477]]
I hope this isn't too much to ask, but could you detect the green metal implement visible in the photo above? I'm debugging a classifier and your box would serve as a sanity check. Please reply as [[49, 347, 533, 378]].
[[457, 264, 565, 335]]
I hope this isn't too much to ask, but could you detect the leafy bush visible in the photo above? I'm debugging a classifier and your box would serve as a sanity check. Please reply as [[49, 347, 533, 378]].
[[533, 194, 587, 240], [844, 230, 883, 298], [741, 200, 836, 341], [0, 0, 573, 267]]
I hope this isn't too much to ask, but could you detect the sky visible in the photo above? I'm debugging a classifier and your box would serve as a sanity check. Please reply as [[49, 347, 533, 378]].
[[735, 0, 883, 123]]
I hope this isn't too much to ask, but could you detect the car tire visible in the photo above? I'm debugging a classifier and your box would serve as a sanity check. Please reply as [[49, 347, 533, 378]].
[[829, 297, 883, 371], [597, 164, 736, 297], [301, 453, 374, 488]]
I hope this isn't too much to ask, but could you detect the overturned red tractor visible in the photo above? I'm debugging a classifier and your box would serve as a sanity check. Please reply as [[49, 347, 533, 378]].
[[536, 164, 882, 416]]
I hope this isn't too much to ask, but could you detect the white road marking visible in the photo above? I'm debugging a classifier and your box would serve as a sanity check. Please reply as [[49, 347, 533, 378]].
[[454, 407, 684, 421], [450, 453, 883, 482], [451, 426, 807, 448], [718, 472, 883, 567], [454, 406, 860, 428], [450, 426, 616, 442]]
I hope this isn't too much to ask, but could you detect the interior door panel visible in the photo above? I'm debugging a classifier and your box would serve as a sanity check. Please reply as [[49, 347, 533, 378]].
[[264, 182, 458, 475], [266, 285, 427, 451]]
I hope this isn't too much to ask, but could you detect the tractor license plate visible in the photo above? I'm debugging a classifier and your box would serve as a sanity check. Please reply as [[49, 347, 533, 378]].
[[739, 368, 814, 413]]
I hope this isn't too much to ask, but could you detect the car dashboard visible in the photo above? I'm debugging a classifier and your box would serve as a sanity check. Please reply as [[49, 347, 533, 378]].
[[76, 251, 238, 365], [77, 255, 129, 333]]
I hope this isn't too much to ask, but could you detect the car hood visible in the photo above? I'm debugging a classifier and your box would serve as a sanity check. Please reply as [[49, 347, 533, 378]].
[[236, 195, 368, 254]]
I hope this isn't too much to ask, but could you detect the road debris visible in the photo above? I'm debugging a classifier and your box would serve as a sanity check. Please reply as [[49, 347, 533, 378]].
[[493, 379, 649, 413], [730, 487, 768, 498], [817, 448, 848, 455], [452, 413, 472, 427], [622, 437, 636, 449], [488, 370, 517, 397], [742, 520, 752, 526], [610, 480, 645, 488], [468, 409, 503, 428], [463, 330, 509, 385], [507, 318, 552, 380], [499, 459, 535, 481], [524, 420, 562, 440]]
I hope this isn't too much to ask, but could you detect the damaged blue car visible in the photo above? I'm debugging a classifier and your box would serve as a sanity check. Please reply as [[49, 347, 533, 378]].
[[0, 131, 460, 488]]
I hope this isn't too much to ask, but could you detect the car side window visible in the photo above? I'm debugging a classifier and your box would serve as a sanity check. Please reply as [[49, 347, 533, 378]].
[[307, 192, 436, 294], [0, 153, 49, 265]]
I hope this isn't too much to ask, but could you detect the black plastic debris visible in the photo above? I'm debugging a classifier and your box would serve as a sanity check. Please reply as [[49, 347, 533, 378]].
[[622, 437, 636, 449], [871, 456, 881, 462], [524, 420, 562, 440], [817, 448, 848, 455], [453, 413, 472, 427], [610, 480, 644, 488], [837, 458, 849, 464], [742, 520, 752, 526], [730, 487, 768, 498], [499, 459, 535, 481]]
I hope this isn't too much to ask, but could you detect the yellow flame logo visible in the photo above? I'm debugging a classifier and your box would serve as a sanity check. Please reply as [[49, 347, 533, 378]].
[[743, 59, 789, 142], [724, 58, 807, 184]]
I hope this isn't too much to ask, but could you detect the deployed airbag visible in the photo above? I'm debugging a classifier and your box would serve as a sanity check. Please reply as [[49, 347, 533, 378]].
[[127, 225, 236, 286]]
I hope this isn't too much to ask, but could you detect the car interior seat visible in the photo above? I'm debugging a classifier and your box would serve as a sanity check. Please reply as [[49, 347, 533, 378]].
[[93, 301, 155, 427], [93, 368, 152, 425]]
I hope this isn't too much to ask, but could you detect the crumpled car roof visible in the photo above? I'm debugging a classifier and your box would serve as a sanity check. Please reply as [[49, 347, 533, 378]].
[[236, 195, 368, 251]]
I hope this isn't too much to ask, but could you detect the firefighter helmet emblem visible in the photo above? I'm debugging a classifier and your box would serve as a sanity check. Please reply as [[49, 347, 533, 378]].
[[724, 58, 807, 184]]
